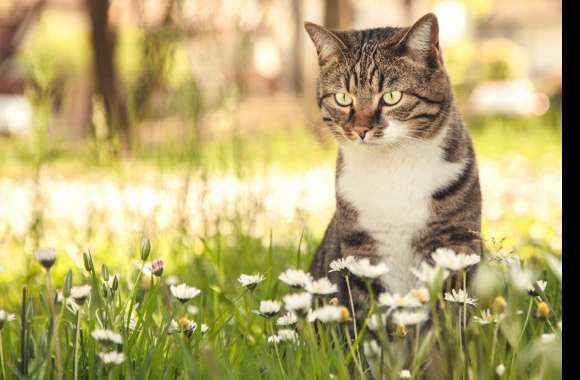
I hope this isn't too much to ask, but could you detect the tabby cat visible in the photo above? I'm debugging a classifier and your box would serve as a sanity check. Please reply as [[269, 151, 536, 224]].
[[305, 13, 482, 316]]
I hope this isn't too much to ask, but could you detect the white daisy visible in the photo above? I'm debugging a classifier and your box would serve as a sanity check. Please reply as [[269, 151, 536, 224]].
[[496, 364, 506, 377], [527, 280, 548, 295], [431, 248, 480, 271], [509, 263, 537, 292], [0, 310, 16, 330], [410, 262, 449, 284], [283, 292, 312, 312], [378, 293, 421, 309], [347, 258, 389, 279], [268, 329, 299, 344], [444, 289, 478, 307], [279, 269, 312, 289], [276, 311, 298, 326], [238, 273, 265, 290], [305, 277, 338, 295], [473, 309, 501, 325], [409, 287, 430, 304], [170, 283, 201, 303], [91, 329, 123, 345], [400, 369, 412, 379], [307, 305, 350, 323], [392, 310, 428, 326], [35, 247, 57, 269], [200, 324, 209, 334], [329, 256, 356, 274], [277, 329, 299, 343], [98, 351, 125, 365], [70, 285, 92, 305], [255, 300, 282, 317]]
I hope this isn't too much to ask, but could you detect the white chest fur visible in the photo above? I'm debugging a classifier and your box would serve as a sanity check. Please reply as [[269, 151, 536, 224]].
[[337, 134, 465, 293]]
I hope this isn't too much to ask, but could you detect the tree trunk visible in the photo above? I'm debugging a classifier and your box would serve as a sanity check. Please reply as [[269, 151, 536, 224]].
[[86, 0, 131, 152], [291, 0, 303, 95], [323, 0, 353, 30]]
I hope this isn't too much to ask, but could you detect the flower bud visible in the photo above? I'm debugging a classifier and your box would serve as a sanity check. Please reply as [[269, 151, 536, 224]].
[[83, 250, 94, 272], [140, 238, 151, 261]]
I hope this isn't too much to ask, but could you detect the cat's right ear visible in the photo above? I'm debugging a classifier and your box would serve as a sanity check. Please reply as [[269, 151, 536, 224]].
[[304, 22, 346, 66]]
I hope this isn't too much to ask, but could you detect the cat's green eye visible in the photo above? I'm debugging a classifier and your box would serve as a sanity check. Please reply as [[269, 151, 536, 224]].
[[334, 92, 353, 107], [382, 91, 402, 105]]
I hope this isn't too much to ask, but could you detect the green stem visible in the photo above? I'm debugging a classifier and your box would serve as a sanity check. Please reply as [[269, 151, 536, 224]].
[[0, 331, 6, 380], [269, 321, 287, 377], [343, 324, 366, 378], [46, 270, 63, 379], [490, 321, 500, 366], [345, 274, 358, 341], [73, 310, 82, 380]]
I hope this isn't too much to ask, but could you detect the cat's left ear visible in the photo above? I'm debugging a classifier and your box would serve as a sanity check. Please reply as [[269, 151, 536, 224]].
[[397, 13, 442, 64]]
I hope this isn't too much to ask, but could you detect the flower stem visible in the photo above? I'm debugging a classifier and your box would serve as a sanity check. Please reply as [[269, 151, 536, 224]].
[[73, 310, 81, 380], [46, 270, 63, 379], [344, 274, 358, 341], [0, 331, 6, 380]]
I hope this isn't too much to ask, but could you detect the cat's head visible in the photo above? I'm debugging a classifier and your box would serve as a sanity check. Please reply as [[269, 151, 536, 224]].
[[305, 13, 453, 147]]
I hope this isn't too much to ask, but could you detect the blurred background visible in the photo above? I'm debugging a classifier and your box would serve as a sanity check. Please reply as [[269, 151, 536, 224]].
[[0, 0, 561, 290]]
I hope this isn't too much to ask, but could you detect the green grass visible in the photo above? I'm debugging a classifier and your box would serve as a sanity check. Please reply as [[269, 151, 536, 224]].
[[0, 231, 562, 379]]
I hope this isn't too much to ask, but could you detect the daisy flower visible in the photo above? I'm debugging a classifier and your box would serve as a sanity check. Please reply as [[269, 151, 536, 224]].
[[473, 309, 501, 325], [307, 305, 350, 323], [509, 263, 537, 292], [268, 329, 299, 344], [278, 269, 312, 289], [400, 369, 412, 379], [255, 300, 282, 318], [378, 292, 421, 309], [305, 277, 338, 295], [276, 311, 298, 326], [392, 310, 428, 326], [170, 283, 201, 303], [527, 280, 548, 296], [0, 310, 16, 330], [200, 324, 209, 334], [283, 292, 312, 313], [346, 258, 389, 279], [238, 273, 265, 290], [35, 247, 57, 269], [444, 289, 478, 307], [91, 329, 123, 345], [148, 259, 164, 277], [178, 317, 198, 336], [328, 256, 356, 274], [410, 262, 449, 284], [98, 351, 126, 365], [71, 285, 92, 305], [496, 364, 506, 377], [409, 287, 430, 304], [431, 248, 480, 271]]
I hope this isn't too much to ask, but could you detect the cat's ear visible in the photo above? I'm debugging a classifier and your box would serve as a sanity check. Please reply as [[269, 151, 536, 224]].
[[304, 22, 346, 66], [397, 13, 441, 62]]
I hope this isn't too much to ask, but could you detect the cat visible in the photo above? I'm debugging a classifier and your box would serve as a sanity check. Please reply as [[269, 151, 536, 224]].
[[305, 13, 482, 317]]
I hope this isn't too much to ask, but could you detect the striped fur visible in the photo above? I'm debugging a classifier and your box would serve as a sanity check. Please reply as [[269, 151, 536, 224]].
[[305, 13, 482, 310]]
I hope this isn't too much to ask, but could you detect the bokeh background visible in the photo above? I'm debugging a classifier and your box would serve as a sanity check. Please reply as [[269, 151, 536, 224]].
[[0, 0, 561, 299]]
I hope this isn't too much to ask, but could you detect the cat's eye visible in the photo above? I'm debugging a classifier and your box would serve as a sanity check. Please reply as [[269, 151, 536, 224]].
[[334, 92, 353, 107], [382, 91, 402, 106]]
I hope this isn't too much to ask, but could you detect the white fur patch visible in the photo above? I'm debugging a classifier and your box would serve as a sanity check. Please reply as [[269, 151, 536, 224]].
[[337, 124, 464, 294]]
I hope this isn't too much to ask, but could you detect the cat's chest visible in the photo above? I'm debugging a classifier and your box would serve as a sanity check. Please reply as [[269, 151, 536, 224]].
[[337, 143, 464, 292]]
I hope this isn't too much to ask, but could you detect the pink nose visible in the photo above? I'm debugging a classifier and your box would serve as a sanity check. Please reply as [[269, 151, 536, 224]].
[[353, 126, 370, 139]]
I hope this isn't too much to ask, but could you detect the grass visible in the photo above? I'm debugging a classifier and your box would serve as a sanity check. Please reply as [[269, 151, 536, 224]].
[[0, 108, 562, 379]]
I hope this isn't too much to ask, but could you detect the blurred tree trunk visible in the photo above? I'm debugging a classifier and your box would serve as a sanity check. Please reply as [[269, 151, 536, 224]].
[[402, 0, 414, 24], [323, 0, 353, 30], [291, 0, 303, 95], [86, 0, 131, 152]]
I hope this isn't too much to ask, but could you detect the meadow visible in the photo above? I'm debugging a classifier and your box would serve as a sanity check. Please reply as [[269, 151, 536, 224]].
[[0, 106, 562, 379]]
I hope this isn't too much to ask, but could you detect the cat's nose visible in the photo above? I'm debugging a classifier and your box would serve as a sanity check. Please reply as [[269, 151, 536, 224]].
[[353, 126, 370, 139]]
